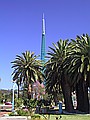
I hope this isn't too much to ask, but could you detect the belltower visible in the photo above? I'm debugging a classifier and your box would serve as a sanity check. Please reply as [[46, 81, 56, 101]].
[[41, 13, 46, 63]]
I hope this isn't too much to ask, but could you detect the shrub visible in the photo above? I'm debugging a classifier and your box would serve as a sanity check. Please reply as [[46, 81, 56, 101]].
[[31, 114, 45, 120], [9, 109, 29, 116], [15, 98, 24, 109], [16, 109, 29, 116]]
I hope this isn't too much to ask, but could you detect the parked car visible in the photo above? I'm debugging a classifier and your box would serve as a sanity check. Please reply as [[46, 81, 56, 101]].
[[5, 102, 12, 105]]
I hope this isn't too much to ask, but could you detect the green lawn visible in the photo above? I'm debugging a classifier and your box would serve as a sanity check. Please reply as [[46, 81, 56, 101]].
[[39, 114, 90, 120]]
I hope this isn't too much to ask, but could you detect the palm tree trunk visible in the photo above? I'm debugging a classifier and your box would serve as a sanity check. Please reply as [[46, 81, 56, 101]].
[[76, 80, 89, 113], [76, 80, 84, 112], [28, 84, 32, 99], [83, 81, 89, 113], [61, 80, 74, 112], [53, 92, 58, 106], [17, 84, 20, 99]]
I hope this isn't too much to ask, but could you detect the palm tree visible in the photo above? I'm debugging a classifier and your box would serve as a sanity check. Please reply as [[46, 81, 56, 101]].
[[45, 61, 61, 105], [65, 34, 90, 113], [45, 39, 74, 112], [11, 51, 44, 99]]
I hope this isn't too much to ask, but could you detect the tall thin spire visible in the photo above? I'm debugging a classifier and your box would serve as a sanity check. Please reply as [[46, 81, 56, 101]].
[[42, 13, 45, 35], [41, 13, 46, 63]]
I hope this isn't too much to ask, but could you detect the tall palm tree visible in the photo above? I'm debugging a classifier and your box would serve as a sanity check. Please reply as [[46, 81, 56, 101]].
[[45, 39, 74, 112], [65, 34, 90, 113], [11, 51, 44, 99], [45, 61, 61, 105]]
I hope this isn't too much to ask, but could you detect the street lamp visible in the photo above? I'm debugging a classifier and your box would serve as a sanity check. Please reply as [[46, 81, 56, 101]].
[[12, 81, 17, 112]]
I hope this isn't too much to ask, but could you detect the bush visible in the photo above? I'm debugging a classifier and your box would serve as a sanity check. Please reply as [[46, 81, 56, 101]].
[[16, 109, 29, 116], [9, 111, 45, 120], [15, 98, 24, 109], [9, 110, 45, 119], [9, 109, 29, 116], [31, 114, 45, 120], [9, 111, 18, 116], [23, 98, 38, 108]]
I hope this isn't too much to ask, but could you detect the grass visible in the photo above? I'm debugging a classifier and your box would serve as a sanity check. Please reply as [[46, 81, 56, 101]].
[[39, 114, 90, 120]]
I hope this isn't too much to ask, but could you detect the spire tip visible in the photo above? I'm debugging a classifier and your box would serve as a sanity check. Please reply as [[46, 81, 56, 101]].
[[43, 13, 44, 19]]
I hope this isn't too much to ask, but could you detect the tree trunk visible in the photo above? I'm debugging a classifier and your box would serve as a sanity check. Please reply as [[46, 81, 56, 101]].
[[61, 80, 74, 112], [76, 80, 84, 112], [83, 81, 89, 113], [53, 93, 58, 106], [28, 84, 32, 99], [17, 84, 19, 99], [76, 80, 89, 113]]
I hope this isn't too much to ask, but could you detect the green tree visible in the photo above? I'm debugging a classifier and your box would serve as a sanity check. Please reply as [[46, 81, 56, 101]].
[[65, 34, 90, 113], [11, 51, 44, 99], [45, 39, 74, 112]]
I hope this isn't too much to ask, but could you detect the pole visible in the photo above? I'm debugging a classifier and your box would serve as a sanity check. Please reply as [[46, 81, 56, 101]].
[[12, 83, 16, 112]]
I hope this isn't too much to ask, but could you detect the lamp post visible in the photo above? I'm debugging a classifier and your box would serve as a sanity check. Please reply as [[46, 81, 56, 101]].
[[12, 82, 17, 112]]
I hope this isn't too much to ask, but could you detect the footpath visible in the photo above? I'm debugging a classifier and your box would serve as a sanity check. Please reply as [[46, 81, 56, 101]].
[[0, 112, 27, 120], [0, 116, 27, 120]]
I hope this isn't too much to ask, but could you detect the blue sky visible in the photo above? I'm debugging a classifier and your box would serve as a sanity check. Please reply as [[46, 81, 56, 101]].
[[0, 0, 90, 89]]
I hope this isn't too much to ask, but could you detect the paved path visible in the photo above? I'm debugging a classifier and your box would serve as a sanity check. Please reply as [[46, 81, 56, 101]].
[[0, 116, 27, 120], [0, 112, 28, 120]]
